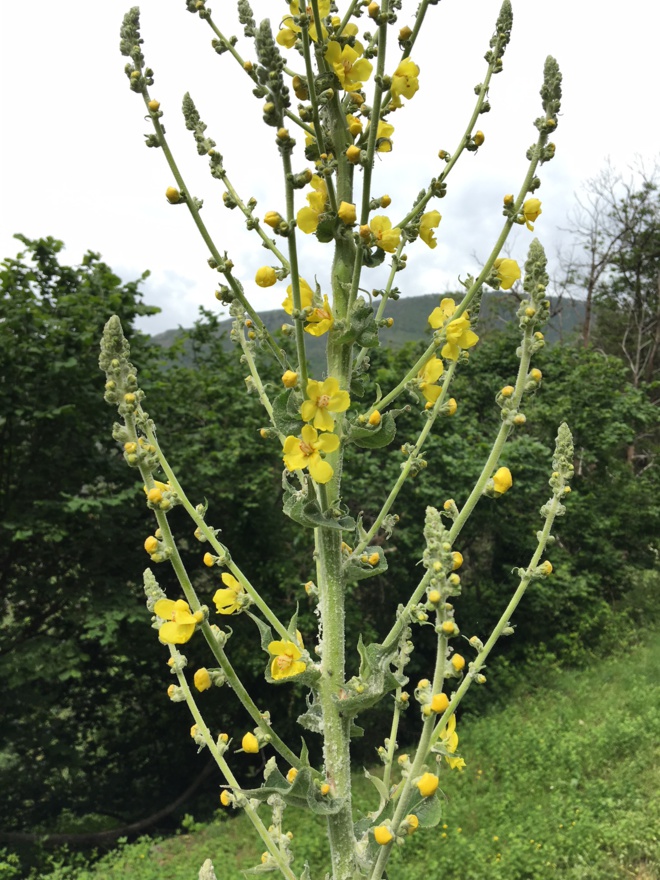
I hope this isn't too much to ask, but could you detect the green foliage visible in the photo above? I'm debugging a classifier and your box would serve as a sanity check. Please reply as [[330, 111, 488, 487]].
[[3, 237, 659, 877], [37, 631, 660, 880], [0, 236, 174, 834]]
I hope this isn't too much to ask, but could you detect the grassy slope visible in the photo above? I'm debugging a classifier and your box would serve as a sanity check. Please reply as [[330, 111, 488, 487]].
[[49, 631, 659, 880]]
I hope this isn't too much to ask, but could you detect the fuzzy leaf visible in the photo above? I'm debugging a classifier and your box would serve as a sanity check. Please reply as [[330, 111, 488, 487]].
[[272, 389, 303, 437], [348, 412, 397, 449]]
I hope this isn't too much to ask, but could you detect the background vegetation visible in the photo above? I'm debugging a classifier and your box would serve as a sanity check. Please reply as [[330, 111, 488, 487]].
[[1, 167, 658, 877]]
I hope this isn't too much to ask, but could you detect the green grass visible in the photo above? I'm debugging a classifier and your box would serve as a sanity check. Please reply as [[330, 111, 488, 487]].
[[35, 632, 660, 880]]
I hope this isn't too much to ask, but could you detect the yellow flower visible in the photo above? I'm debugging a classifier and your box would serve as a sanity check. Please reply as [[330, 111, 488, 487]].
[[305, 294, 334, 336], [417, 355, 444, 404], [416, 772, 439, 798], [391, 58, 420, 101], [374, 825, 393, 846], [255, 266, 277, 288], [282, 278, 314, 314], [451, 654, 466, 672], [452, 551, 463, 571], [494, 258, 521, 290], [427, 297, 454, 329], [440, 714, 465, 771], [493, 466, 513, 494], [282, 370, 299, 388], [154, 598, 202, 645], [194, 668, 212, 692], [278, 0, 330, 44], [420, 210, 441, 248], [276, 27, 297, 48], [370, 215, 401, 253], [282, 424, 340, 483], [325, 41, 373, 92], [242, 732, 260, 753], [213, 572, 243, 615], [301, 377, 350, 431], [338, 201, 357, 225], [429, 298, 479, 360], [268, 636, 306, 680], [376, 119, 394, 152], [297, 175, 328, 234], [522, 198, 542, 231]]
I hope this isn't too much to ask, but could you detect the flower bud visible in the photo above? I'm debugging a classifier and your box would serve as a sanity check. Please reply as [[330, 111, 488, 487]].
[[369, 410, 382, 426], [165, 186, 181, 204], [399, 26, 413, 41], [194, 667, 212, 692], [374, 825, 393, 845], [147, 99, 160, 112], [281, 370, 298, 388], [473, 130, 485, 146], [380, 194, 391, 208], [346, 145, 362, 164], [338, 201, 357, 225], [264, 211, 283, 228], [242, 732, 260, 753], [492, 466, 512, 495], [255, 266, 277, 288], [404, 814, 419, 835], [451, 654, 466, 672], [430, 693, 449, 713], [416, 772, 439, 798]]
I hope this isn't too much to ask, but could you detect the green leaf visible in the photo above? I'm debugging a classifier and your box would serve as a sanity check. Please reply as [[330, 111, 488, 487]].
[[315, 214, 337, 243], [271, 389, 303, 437], [348, 412, 397, 449], [408, 793, 444, 828], [362, 247, 386, 268], [334, 298, 380, 349], [343, 546, 389, 583], [283, 477, 355, 531], [245, 610, 273, 654]]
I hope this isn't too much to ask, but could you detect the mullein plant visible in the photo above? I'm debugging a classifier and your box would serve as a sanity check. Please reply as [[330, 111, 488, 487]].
[[102, 2, 573, 878]]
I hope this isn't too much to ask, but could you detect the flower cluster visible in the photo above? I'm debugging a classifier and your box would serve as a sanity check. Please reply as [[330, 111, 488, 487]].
[[282, 378, 350, 484], [428, 298, 479, 360]]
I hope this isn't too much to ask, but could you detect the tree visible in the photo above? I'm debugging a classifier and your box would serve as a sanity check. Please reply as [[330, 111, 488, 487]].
[[561, 161, 660, 372]]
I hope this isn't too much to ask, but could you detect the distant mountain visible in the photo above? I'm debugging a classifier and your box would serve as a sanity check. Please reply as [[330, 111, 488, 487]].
[[150, 292, 585, 373]]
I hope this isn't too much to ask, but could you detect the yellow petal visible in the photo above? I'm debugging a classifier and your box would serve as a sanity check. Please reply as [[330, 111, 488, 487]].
[[297, 206, 320, 234], [314, 407, 335, 432], [307, 456, 334, 484]]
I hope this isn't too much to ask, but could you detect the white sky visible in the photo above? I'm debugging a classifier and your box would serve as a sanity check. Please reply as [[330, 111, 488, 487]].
[[1, 0, 658, 334]]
